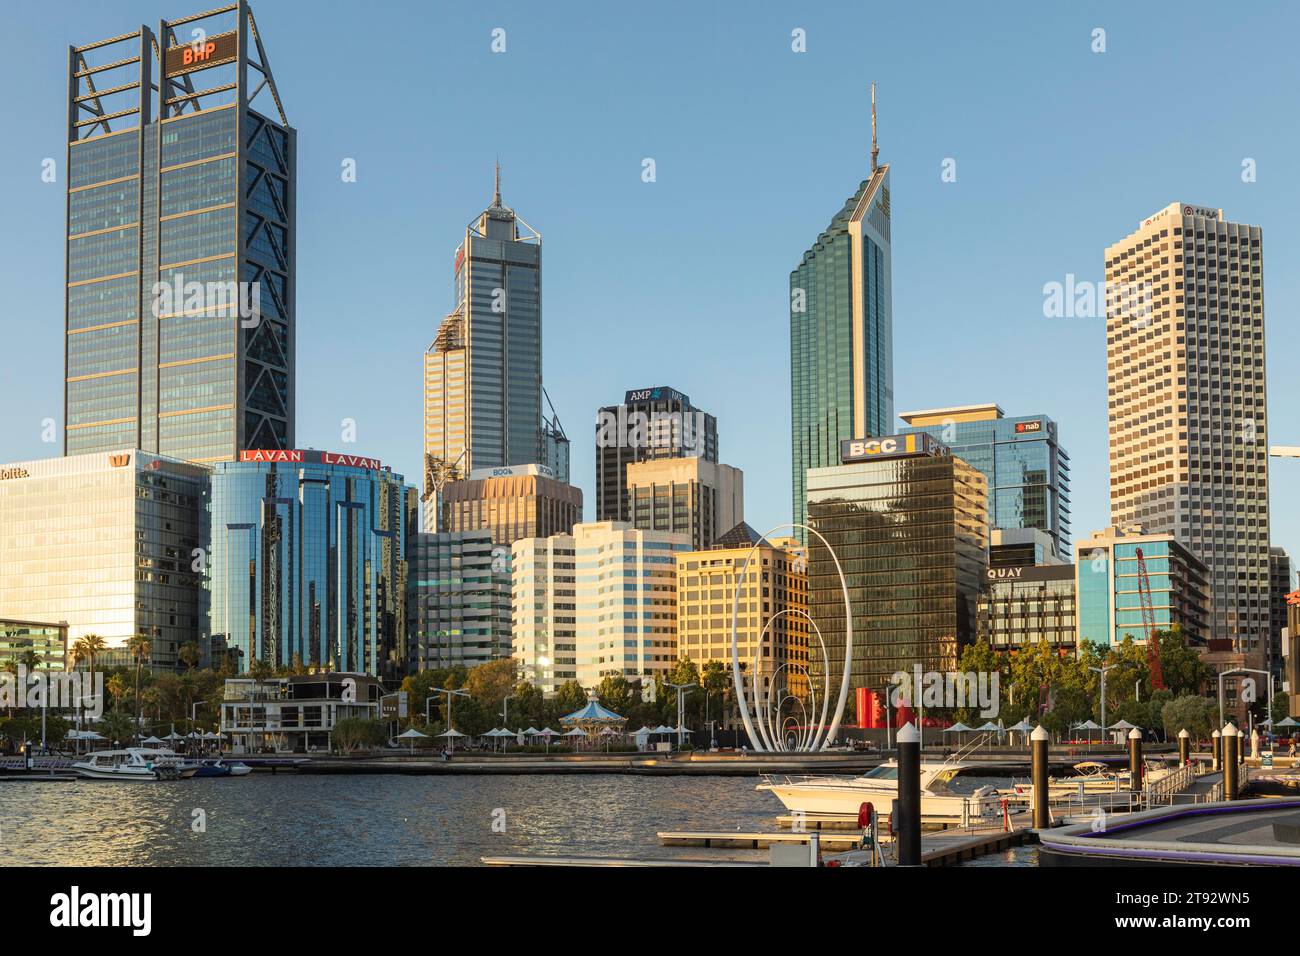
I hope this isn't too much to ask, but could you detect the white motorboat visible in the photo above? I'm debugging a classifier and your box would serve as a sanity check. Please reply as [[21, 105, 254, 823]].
[[758, 759, 1002, 822], [72, 748, 199, 781]]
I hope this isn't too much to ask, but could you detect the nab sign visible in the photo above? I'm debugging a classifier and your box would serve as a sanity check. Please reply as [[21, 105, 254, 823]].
[[839, 432, 949, 464]]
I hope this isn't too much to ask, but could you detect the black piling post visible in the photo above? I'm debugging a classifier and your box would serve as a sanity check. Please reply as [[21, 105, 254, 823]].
[[897, 722, 921, 865], [1031, 725, 1050, 830]]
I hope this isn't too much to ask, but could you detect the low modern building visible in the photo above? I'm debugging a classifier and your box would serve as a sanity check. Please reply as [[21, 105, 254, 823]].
[[1074, 526, 1210, 649], [208, 449, 415, 679], [440, 464, 582, 546], [899, 403, 1071, 561], [976, 564, 1076, 654], [0, 449, 208, 669], [0, 619, 69, 671], [409, 530, 511, 670], [219, 673, 384, 753], [511, 534, 577, 694], [625, 456, 743, 551], [806, 433, 988, 707], [675, 523, 808, 707], [573, 521, 691, 689]]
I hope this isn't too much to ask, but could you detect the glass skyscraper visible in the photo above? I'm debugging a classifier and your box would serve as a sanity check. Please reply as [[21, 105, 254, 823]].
[[899, 403, 1072, 561], [789, 152, 893, 542], [806, 438, 987, 704], [424, 166, 559, 527], [207, 450, 415, 679], [65, 2, 294, 464]]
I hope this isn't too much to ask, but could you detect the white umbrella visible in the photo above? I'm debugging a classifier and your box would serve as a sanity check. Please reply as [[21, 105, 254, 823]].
[[437, 729, 467, 737], [165, 732, 184, 741], [395, 727, 428, 753], [523, 726, 542, 736], [141, 735, 164, 746], [563, 727, 587, 737], [944, 722, 972, 734]]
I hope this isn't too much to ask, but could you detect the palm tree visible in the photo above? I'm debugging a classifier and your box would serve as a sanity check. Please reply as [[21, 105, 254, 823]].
[[18, 649, 41, 672], [1, 659, 17, 717], [72, 634, 107, 712], [127, 633, 152, 744], [178, 641, 201, 671], [106, 673, 127, 711]]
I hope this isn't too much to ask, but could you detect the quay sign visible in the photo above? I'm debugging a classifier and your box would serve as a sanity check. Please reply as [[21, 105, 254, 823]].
[[840, 432, 949, 464], [164, 31, 238, 77], [240, 449, 385, 471]]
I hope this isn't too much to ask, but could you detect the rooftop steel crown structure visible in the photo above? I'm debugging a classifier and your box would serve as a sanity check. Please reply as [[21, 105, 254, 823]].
[[65, 1, 294, 462]]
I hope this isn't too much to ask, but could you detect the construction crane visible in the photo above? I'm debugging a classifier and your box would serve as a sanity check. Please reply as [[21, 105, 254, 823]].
[[1133, 547, 1165, 690]]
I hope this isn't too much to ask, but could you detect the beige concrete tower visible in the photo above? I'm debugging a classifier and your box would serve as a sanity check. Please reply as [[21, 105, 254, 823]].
[[1104, 202, 1269, 649]]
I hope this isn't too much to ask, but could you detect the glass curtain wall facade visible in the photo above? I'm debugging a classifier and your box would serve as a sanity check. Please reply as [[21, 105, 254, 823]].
[[65, 2, 294, 464], [409, 530, 512, 669], [0, 620, 70, 671], [208, 452, 413, 679], [0, 450, 208, 669], [806, 454, 987, 703], [1073, 528, 1210, 648], [899, 407, 1071, 560], [790, 166, 893, 542]]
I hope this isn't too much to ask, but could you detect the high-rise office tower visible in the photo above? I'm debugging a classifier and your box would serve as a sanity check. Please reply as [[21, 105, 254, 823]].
[[1105, 203, 1270, 649], [594, 385, 718, 523], [65, 2, 294, 463], [424, 166, 565, 530], [625, 456, 743, 551], [899, 403, 1071, 560], [1269, 547, 1295, 680], [789, 88, 893, 543]]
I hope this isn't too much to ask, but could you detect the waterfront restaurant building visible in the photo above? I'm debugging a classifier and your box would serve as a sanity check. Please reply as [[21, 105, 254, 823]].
[[806, 433, 988, 707], [207, 450, 415, 680], [220, 673, 383, 753], [0, 450, 209, 670]]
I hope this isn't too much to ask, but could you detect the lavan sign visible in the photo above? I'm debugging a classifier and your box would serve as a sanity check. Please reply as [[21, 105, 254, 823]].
[[239, 450, 386, 471], [840, 432, 949, 464]]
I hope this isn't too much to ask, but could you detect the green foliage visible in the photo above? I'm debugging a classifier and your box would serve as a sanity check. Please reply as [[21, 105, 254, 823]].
[[1271, 692, 1291, 725], [1162, 694, 1218, 740], [332, 717, 387, 753]]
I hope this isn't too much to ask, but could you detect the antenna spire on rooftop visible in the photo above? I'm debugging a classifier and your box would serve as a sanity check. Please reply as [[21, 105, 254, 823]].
[[870, 82, 879, 173], [493, 158, 502, 206]]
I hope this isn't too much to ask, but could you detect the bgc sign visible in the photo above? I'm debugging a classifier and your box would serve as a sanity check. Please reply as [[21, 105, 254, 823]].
[[839, 432, 949, 464]]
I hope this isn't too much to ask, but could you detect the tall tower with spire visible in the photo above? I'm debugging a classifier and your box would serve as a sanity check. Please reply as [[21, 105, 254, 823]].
[[423, 165, 558, 529], [789, 85, 894, 542]]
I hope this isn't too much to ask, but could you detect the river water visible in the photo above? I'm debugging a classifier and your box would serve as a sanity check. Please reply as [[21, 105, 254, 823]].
[[0, 772, 1035, 866]]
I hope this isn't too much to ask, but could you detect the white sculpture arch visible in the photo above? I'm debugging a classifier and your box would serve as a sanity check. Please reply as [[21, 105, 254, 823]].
[[729, 523, 853, 752]]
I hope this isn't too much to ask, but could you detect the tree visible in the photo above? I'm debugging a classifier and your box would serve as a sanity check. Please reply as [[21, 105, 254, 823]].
[[178, 641, 202, 671], [106, 673, 128, 711], [71, 633, 108, 690], [1271, 692, 1291, 725], [98, 710, 135, 747], [467, 658, 517, 704], [1162, 694, 1218, 741], [596, 675, 634, 717], [331, 717, 387, 754], [127, 633, 151, 742], [552, 680, 588, 715]]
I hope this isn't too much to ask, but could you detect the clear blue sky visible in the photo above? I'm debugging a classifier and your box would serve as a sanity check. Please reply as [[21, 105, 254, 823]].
[[2, 0, 1296, 568]]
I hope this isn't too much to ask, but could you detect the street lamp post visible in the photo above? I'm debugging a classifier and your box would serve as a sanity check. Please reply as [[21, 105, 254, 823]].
[[1217, 668, 1273, 738], [1089, 663, 1116, 744], [430, 686, 469, 751], [663, 681, 697, 749]]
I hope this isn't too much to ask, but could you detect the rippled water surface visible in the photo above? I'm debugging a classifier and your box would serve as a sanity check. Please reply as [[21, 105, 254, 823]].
[[0, 773, 784, 866]]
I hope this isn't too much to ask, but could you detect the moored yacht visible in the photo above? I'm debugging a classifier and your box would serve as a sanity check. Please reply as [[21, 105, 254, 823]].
[[758, 759, 1002, 822], [72, 748, 198, 781]]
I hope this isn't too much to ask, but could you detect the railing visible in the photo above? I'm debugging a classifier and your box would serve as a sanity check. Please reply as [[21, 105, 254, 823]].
[[1145, 762, 1194, 801]]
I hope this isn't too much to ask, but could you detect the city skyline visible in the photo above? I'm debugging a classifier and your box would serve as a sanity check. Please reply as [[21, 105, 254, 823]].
[[2, 0, 1296, 568]]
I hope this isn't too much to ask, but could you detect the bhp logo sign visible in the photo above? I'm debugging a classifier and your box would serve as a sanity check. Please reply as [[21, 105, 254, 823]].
[[183, 41, 217, 65]]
